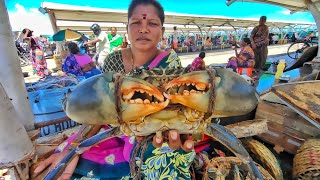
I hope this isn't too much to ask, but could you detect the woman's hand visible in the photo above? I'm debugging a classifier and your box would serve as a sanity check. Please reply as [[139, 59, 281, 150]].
[[33, 150, 79, 180], [137, 130, 194, 152]]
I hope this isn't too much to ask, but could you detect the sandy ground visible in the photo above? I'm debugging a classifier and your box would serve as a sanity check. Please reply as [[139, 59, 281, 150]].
[[178, 43, 291, 67], [22, 43, 291, 83]]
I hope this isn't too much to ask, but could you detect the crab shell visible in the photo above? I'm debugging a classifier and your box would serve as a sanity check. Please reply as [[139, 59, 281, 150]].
[[64, 68, 259, 136]]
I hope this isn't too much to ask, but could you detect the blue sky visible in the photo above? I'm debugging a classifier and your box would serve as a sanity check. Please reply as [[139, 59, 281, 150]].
[[5, 0, 315, 34]]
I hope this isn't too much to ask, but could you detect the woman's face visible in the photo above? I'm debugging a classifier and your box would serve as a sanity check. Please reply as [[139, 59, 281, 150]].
[[240, 40, 246, 47], [259, 17, 266, 25], [128, 4, 163, 51]]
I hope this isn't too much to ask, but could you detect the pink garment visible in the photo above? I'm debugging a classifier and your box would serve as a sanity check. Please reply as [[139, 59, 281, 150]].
[[190, 57, 205, 72], [56, 126, 134, 164], [74, 54, 93, 67], [148, 50, 170, 68]]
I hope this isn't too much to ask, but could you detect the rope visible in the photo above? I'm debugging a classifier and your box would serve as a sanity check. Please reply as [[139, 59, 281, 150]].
[[114, 73, 123, 124], [130, 135, 153, 179], [203, 68, 216, 120]]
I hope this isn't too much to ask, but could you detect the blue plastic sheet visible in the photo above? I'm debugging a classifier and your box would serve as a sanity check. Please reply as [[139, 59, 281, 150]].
[[28, 86, 80, 137]]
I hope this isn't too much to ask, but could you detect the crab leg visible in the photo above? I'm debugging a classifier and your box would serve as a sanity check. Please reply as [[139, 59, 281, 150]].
[[205, 123, 264, 179], [44, 127, 120, 180]]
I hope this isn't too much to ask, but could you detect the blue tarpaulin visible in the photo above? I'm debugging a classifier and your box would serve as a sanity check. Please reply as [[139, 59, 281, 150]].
[[28, 86, 80, 137]]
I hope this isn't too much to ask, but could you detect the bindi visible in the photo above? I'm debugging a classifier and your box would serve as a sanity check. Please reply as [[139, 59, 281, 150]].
[[142, 13, 147, 19]]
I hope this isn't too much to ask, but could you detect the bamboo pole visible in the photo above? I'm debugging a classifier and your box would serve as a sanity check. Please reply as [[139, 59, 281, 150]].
[[0, 0, 34, 130]]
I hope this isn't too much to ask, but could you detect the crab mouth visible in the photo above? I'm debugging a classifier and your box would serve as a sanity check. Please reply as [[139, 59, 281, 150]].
[[165, 82, 210, 96], [163, 71, 212, 112], [121, 77, 169, 121], [122, 89, 165, 105]]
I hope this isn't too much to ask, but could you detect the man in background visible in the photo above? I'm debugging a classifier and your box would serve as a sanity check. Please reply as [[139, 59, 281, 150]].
[[108, 27, 123, 52], [84, 24, 110, 67]]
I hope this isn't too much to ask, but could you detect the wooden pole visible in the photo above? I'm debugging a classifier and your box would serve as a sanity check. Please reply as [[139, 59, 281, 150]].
[[0, 0, 34, 130]]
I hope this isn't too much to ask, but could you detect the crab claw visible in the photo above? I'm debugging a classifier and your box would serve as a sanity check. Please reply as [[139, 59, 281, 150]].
[[213, 68, 259, 117], [64, 72, 119, 125], [121, 77, 169, 122], [165, 68, 259, 117], [165, 71, 211, 112], [64, 73, 169, 125]]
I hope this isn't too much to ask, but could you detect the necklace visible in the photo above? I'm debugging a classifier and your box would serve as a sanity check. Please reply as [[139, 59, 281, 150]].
[[130, 49, 135, 69]]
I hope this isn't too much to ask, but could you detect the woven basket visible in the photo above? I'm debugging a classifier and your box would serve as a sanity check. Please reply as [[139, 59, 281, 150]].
[[203, 156, 274, 180], [242, 139, 283, 180], [293, 139, 320, 179]]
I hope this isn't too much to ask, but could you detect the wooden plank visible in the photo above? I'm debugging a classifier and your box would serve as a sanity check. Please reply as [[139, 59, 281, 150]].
[[257, 121, 313, 154], [225, 119, 268, 138], [34, 116, 70, 129], [256, 101, 320, 137], [272, 81, 320, 125]]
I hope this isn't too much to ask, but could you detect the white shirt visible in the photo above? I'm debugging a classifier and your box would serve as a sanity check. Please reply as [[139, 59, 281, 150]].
[[96, 32, 110, 53], [173, 30, 178, 43]]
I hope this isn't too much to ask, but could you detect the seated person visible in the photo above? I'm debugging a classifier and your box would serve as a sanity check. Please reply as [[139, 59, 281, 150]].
[[190, 51, 206, 72], [226, 38, 255, 72], [62, 42, 101, 78]]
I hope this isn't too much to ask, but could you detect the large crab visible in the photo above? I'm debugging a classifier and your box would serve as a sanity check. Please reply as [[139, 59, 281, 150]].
[[45, 67, 263, 179]]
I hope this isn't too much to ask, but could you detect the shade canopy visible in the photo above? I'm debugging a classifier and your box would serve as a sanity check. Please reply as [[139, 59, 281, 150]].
[[226, 0, 320, 12], [52, 29, 89, 41], [42, 2, 315, 34]]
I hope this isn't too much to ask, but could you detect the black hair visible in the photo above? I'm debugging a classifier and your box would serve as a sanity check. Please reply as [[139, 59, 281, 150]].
[[67, 42, 80, 54], [22, 28, 33, 37], [199, 51, 205, 59], [173, 26, 177, 30], [261, 16, 267, 21], [128, 0, 165, 25], [243, 37, 251, 45]]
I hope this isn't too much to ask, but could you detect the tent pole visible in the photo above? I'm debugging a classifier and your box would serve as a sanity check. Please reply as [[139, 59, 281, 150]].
[[46, 7, 64, 56], [0, 0, 34, 130]]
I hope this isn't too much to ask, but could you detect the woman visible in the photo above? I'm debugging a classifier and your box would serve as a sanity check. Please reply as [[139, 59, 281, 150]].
[[205, 37, 211, 48], [250, 16, 269, 71], [62, 42, 101, 78], [34, 1, 194, 179], [190, 51, 206, 72], [23, 28, 50, 78], [226, 38, 255, 72], [108, 27, 123, 53]]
